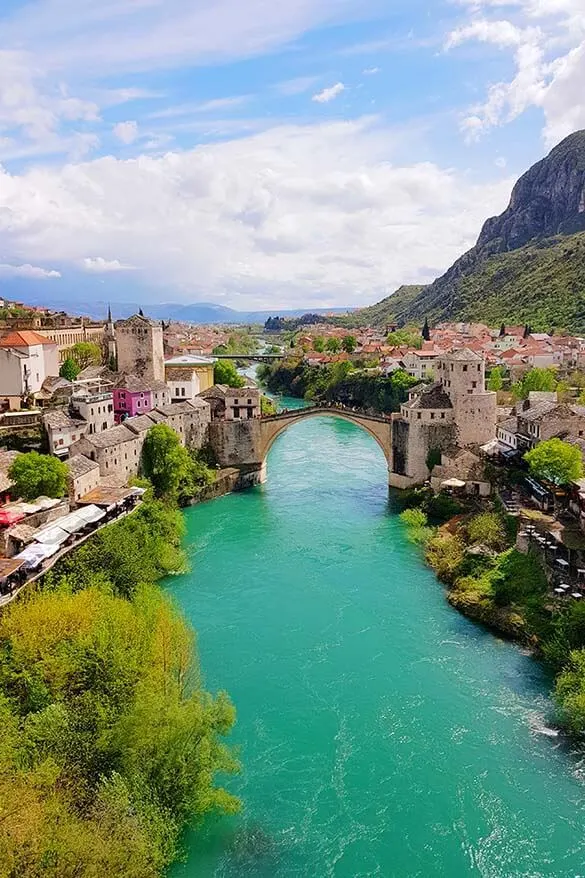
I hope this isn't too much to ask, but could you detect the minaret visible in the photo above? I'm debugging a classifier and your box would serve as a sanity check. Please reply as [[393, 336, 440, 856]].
[[105, 304, 117, 368]]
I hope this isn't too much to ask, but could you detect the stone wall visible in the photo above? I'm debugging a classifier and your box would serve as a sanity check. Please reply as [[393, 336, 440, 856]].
[[209, 419, 263, 468]]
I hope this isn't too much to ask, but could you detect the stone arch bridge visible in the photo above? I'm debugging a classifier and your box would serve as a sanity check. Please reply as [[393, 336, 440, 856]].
[[209, 406, 393, 486]]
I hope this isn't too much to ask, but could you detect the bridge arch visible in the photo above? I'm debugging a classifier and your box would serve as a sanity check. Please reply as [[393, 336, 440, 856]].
[[259, 408, 393, 469]]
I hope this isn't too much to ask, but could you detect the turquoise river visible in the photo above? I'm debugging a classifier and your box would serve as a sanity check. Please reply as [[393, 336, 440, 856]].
[[168, 408, 585, 877]]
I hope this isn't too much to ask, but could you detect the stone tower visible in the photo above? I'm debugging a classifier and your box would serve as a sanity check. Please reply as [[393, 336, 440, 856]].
[[438, 348, 496, 446], [115, 313, 165, 382]]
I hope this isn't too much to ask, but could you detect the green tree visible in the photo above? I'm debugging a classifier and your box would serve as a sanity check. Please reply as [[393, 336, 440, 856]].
[[214, 359, 246, 388], [422, 318, 430, 341], [524, 437, 584, 486], [512, 366, 558, 399], [426, 447, 442, 472], [142, 424, 192, 500], [313, 336, 325, 352], [555, 649, 585, 733], [8, 451, 68, 501], [342, 335, 357, 354], [487, 366, 504, 392], [59, 357, 80, 381], [260, 395, 277, 416], [70, 341, 102, 369], [325, 337, 341, 353], [0, 583, 239, 875], [466, 512, 506, 550], [386, 327, 423, 349]]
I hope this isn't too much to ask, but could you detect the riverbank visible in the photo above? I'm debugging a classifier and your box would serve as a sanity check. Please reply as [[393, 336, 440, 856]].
[[0, 496, 240, 877], [400, 499, 585, 735]]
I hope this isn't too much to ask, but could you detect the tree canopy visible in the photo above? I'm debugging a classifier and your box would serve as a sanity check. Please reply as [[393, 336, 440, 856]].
[[59, 357, 80, 381], [342, 335, 357, 353], [487, 366, 504, 392], [8, 451, 68, 501], [69, 341, 103, 370], [0, 582, 239, 876], [512, 366, 558, 399], [213, 359, 245, 388], [524, 437, 584, 486], [325, 337, 341, 353], [142, 424, 192, 501]]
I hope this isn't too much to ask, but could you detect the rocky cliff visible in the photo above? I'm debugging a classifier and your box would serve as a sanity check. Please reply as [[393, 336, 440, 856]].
[[386, 130, 585, 329]]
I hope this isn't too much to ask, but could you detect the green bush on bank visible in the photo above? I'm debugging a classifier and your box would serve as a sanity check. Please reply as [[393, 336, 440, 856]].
[[0, 497, 240, 875]]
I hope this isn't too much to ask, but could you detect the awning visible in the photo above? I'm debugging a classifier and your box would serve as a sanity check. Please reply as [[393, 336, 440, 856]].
[[16, 543, 59, 568], [75, 504, 106, 525], [441, 478, 466, 489], [0, 510, 26, 527], [33, 525, 70, 546]]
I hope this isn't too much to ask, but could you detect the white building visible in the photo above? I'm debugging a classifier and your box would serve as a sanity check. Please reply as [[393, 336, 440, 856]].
[[0, 330, 60, 409], [164, 355, 215, 402], [402, 350, 439, 381], [70, 389, 115, 435]]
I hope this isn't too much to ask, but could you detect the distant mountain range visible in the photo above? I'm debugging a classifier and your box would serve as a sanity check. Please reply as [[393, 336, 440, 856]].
[[2, 288, 351, 324], [351, 130, 585, 333]]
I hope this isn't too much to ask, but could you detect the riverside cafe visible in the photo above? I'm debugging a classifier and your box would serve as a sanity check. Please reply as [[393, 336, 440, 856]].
[[0, 505, 106, 598]]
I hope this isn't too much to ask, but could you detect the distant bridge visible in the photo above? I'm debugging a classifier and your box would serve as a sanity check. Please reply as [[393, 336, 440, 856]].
[[215, 353, 285, 362]]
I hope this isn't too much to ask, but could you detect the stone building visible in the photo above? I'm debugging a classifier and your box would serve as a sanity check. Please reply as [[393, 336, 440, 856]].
[[389, 348, 497, 488], [43, 409, 87, 458], [70, 424, 141, 482], [115, 314, 165, 383], [154, 400, 211, 448], [68, 454, 101, 504], [199, 385, 261, 420]]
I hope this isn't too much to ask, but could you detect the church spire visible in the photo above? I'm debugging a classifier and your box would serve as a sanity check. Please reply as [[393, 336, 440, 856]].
[[107, 303, 112, 323]]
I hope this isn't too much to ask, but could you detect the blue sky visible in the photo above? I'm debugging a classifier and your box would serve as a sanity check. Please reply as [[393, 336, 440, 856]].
[[0, 0, 583, 312]]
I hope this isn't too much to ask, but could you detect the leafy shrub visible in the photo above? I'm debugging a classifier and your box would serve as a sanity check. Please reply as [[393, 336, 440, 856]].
[[425, 532, 466, 583], [466, 513, 507, 550]]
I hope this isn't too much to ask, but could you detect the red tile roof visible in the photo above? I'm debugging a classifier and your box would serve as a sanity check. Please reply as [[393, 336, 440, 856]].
[[0, 330, 56, 347]]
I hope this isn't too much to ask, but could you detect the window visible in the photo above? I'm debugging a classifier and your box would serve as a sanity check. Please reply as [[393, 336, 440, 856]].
[[472, 381, 477, 388], [58, 438, 64, 446], [462, 365, 468, 372], [234, 407, 240, 418], [430, 412, 435, 419], [441, 413, 445, 419], [248, 399, 252, 405], [234, 399, 239, 404], [417, 412, 421, 420]]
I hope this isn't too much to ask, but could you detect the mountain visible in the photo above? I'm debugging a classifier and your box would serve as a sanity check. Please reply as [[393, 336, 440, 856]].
[[3, 287, 351, 324], [358, 130, 585, 332]]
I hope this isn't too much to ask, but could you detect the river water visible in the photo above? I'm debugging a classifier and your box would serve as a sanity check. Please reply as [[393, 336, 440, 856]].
[[167, 409, 585, 877]]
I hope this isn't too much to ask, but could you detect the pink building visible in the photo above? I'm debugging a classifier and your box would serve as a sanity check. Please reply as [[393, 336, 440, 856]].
[[113, 375, 153, 423]]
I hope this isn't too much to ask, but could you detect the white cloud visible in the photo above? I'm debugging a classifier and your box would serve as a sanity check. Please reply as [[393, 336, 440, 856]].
[[1, 0, 381, 76], [0, 49, 101, 159], [312, 82, 346, 103], [0, 119, 513, 309], [0, 263, 60, 279], [113, 121, 139, 144], [446, 1, 585, 145], [82, 257, 136, 273], [363, 66, 381, 74]]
